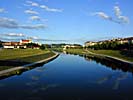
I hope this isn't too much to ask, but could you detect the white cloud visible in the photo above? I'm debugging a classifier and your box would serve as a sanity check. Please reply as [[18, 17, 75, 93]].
[[93, 12, 112, 20], [0, 17, 19, 28], [27, 37, 68, 42], [0, 37, 20, 41], [29, 16, 41, 21], [114, 6, 121, 17], [26, 1, 39, 7], [118, 16, 129, 23], [20, 24, 47, 29], [92, 5, 129, 24], [2, 33, 25, 37], [0, 33, 67, 42], [28, 36, 40, 40], [40, 5, 63, 12], [0, 17, 47, 29], [40, 5, 47, 9], [25, 9, 39, 15], [26, 1, 63, 13], [114, 5, 129, 23], [92, 12, 121, 24], [0, 8, 6, 13]]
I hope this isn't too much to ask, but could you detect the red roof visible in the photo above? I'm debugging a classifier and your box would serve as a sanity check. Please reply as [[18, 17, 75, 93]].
[[22, 40, 30, 42]]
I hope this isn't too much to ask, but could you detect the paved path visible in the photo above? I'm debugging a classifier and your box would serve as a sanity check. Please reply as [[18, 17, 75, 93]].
[[85, 50, 133, 65], [0, 53, 59, 76]]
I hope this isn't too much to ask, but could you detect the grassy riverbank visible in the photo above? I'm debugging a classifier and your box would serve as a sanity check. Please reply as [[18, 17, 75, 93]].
[[65, 49, 85, 55], [88, 50, 133, 62], [0, 49, 50, 60], [0, 49, 56, 71], [64, 49, 133, 62], [51, 48, 63, 52]]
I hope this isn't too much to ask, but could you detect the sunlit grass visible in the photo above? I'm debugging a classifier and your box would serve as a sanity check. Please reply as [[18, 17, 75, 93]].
[[0, 49, 50, 60], [52, 48, 63, 52], [65, 49, 85, 55]]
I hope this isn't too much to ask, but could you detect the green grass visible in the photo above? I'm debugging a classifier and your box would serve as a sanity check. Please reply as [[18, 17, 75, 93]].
[[65, 49, 85, 55], [51, 48, 63, 52], [0, 49, 56, 71], [0, 66, 12, 71], [0, 49, 50, 60], [88, 50, 133, 62], [17, 52, 55, 63]]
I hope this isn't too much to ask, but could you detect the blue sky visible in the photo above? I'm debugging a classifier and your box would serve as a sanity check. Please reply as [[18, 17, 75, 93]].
[[0, 0, 132, 44]]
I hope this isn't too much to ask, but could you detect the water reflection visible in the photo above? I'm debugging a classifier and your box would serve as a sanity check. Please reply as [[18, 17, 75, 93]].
[[0, 63, 45, 80], [0, 54, 133, 100], [25, 82, 37, 87], [38, 84, 59, 91], [0, 83, 5, 87], [97, 74, 113, 84], [25, 83, 59, 94], [31, 76, 40, 81], [113, 73, 128, 90], [84, 55, 133, 73], [35, 67, 46, 72], [95, 72, 128, 90], [0, 56, 57, 80], [113, 80, 120, 90], [64, 51, 133, 73], [83, 55, 131, 90]]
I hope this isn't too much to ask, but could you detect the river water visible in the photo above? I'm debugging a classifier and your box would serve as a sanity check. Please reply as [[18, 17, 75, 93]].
[[0, 54, 133, 100]]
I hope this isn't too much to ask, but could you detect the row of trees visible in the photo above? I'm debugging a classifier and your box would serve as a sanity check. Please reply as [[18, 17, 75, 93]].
[[26, 43, 46, 50], [87, 41, 133, 50], [0, 40, 3, 48]]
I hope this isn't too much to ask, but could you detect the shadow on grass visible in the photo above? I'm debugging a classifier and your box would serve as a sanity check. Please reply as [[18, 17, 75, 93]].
[[120, 50, 133, 57], [0, 60, 30, 71], [0, 60, 30, 67], [0, 52, 55, 70]]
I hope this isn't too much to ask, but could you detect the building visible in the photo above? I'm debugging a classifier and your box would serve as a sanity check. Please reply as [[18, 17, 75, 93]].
[[124, 37, 133, 44], [20, 39, 32, 45], [2, 42, 26, 49], [63, 44, 82, 50], [33, 45, 40, 49], [85, 41, 97, 47], [117, 38, 128, 44], [85, 37, 133, 47], [1, 39, 42, 49]]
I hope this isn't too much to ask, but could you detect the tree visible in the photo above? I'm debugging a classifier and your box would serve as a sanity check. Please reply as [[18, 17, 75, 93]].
[[26, 43, 40, 49], [0, 41, 2, 47], [40, 45, 45, 50]]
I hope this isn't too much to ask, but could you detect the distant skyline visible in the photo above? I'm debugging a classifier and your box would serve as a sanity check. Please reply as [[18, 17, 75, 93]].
[[0, 0, 133, 44]]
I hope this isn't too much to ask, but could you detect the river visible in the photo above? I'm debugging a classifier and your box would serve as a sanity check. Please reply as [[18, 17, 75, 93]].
[[0, 53, 133, 100]]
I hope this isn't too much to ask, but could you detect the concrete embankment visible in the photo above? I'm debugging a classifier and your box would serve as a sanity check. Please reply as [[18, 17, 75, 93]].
[[0, 53, 59, 77], [86, 50, 133, 66]]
